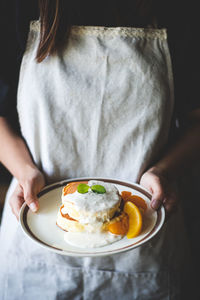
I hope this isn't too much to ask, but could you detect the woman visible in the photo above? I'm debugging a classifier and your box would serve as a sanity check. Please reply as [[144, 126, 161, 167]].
[[0, 0, 200, 299]]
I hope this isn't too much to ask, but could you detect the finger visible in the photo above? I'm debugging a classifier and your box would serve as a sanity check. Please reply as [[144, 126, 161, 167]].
[[150, 185, 165, 210], [9, 186, 25, 220], [151, 197, 163, 210], [140, 174, 165, 210], [23, 184, 39, 212], [12, 195, 24, 220]]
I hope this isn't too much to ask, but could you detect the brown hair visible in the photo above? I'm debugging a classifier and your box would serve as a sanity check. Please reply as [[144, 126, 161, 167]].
[[36, 0, 70, 62], [36, 0, 155, 63]]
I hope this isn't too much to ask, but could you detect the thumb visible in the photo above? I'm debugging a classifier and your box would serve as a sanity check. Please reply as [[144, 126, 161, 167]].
[[23, 184, 39, 212], [150, 185, 165, 210]]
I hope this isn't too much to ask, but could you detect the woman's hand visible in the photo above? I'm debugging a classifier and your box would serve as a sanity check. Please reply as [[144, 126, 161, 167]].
[[140, 167, 179, 218], [9, 167, 45, 220], [139, 110, 200, 219]]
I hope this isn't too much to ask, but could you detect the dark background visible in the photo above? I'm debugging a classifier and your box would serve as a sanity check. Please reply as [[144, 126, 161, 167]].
[[0, 164, 11, 220], [0, 163, 11, 183]]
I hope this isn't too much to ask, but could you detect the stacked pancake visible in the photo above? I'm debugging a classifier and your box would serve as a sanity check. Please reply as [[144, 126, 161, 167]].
[[56, 180, 122, 234]]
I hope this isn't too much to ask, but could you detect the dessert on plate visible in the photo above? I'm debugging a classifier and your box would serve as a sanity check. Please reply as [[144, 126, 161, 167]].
[[56, 180, 143, 248]]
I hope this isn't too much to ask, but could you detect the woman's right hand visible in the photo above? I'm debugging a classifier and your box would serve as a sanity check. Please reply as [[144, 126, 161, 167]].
[[9, 167, 45, 220]]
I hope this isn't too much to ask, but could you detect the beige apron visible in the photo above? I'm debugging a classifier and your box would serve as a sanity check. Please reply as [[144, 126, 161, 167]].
[[0, 21, 193, 299]]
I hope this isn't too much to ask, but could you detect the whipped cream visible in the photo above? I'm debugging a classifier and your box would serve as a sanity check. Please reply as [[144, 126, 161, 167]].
[[64, 231, 122, 248], [62, 180, 120, 213]]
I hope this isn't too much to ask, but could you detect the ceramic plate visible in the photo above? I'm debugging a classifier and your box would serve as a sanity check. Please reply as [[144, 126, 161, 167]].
[[19, 177, 165, 257]]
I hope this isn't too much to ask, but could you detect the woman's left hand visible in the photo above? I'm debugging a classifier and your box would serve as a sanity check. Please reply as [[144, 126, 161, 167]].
[[140, 167, 179, 218]]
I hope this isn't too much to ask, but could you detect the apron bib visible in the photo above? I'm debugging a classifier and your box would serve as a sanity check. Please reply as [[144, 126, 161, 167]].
[[0, 21, 192, 299], [17, 22, 174, 183]]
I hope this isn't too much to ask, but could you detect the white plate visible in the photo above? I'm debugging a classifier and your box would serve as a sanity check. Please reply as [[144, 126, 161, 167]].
[[19, 177, 165, 257]]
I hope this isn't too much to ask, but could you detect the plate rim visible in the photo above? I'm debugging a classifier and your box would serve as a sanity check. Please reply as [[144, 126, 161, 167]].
[[19, 177, 165, 257]]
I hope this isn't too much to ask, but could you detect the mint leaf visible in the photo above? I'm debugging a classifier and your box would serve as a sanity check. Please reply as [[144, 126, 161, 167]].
[[77, 183, 90, 194], [91, 185, 106, 194]]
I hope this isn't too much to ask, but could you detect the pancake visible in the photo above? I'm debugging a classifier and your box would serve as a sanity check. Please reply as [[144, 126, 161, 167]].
[[56, 180, 122, 233]]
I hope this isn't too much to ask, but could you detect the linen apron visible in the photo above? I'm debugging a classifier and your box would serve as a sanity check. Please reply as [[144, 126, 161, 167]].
[[0, 21, 193, 299]]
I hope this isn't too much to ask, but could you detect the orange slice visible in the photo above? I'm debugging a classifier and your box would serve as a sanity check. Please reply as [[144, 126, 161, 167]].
[[107, 212, 129, 235], [121, 191, 132, 200], [63, 181, 88, 195], [123, 201, 143, 239], [121, 191, 147, 211]]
